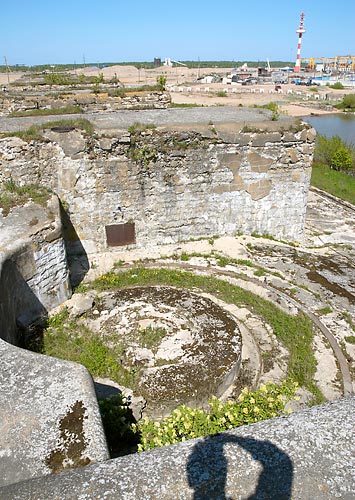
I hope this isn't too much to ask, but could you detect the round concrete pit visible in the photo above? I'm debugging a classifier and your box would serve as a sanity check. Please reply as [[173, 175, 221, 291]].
[[82, 286, 242, 417]]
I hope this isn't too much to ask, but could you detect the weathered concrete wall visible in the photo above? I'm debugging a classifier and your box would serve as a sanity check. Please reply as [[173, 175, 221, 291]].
[[1, 91, 171, 116], [0, 196, 71, 344], [0, 116, 315, 254], [0, 339, 109, 487], [1, 395, 353, 499], [0, 198, 110, 486]]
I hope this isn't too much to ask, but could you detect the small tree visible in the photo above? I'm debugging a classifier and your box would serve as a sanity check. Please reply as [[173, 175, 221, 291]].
[[331, 147, 353, 171], [329, 82, 344, 90], [97, 72, 104, 83], [313, 134, 343, 165], [314, 134, 355, 172], [341, 94, 355, 110], [156, 74, 167, 91]]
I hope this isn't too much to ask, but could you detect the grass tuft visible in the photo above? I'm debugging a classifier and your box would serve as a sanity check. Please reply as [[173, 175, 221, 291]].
[[9, 106, 83, 118], [1, 117, 94, 142], [0, 179, 52, 216]]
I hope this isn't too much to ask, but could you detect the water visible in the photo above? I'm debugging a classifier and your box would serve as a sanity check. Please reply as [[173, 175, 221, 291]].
[[303, 113, 355, 145]]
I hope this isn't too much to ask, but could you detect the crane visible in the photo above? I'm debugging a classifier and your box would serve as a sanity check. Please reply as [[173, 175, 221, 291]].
[[171, 60, 187, 67], [164, 58, 187, 67]]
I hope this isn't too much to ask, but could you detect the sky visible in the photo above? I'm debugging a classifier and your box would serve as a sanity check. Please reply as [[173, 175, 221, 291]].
[[1, 0, 354, 66]]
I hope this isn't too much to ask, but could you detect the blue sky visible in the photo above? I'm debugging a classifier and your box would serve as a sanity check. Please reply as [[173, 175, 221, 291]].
[[1, 0, 354, 65]]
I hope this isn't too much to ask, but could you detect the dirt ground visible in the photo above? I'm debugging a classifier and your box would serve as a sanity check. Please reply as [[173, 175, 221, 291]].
[[0, 72, 24, 85], [3, 64, 348, 117], [76, 64, 345, 117]]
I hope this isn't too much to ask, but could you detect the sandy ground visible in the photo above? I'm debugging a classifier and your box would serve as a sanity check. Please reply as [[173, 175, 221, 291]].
[[3, 64, 348, 117], [0, 72, 24, 85], [169, 87, 334, 117], [74, 64, 340, 117]]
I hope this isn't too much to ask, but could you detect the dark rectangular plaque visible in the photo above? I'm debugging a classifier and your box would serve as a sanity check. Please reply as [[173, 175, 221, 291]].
[[105, 223, 136, 247]]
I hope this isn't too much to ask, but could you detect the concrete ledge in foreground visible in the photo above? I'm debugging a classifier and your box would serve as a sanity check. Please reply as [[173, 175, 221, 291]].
[[1, 395, 354, 499]]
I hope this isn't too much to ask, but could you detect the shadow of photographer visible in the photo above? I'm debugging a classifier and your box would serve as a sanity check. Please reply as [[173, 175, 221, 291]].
[[187, 433, 293, 500]]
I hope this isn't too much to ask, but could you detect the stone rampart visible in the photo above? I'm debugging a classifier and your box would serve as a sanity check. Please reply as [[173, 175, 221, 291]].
[[0, 196, 109, 487], [0, 195, 71, 343], [0, 117, 354, 497], [0, 91, 171, 116], [0, 113, 315, 254], [1, 396, 353, 499]]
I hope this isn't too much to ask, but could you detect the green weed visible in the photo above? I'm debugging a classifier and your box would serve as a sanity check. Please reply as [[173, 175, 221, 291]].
[[135, 381, 298, 451], [35, 309, 136, 387], [311, 164, 355, 204], [170, 102, 201, 108], [0, 179, 52, 216], [2, 118, 94, 142], [316, 306, 333, 315], [128, 122, 156, 135], [9, 106, 83, 117], [137, 325, 167, 351]]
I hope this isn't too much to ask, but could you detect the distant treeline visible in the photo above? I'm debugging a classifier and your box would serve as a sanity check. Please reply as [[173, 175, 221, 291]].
[[0, 60, 294, 73]]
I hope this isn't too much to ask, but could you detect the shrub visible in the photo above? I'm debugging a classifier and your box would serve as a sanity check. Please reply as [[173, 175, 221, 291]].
[[253, 102, 280, 121], [96, 72, 104, 84], [328, 82, 344, 90], [99, 394, 140, 454], [331, 147, 353, 171], [108, 88, 127, 98], [135, 381, 298, 451], [313, 134, 355, 172], [336, 94, 355, 110], [44, 73, 71, 86], [217, 91, 227, 97], [156, 74, 167, 91], [97, 382, 298, 455]]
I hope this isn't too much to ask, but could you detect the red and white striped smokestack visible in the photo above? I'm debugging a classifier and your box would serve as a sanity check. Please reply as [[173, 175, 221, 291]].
[[295, 12, 306, 73]]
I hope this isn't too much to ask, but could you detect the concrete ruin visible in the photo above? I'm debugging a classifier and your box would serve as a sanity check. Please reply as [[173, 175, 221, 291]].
[[0, 196, 109, 487], [0, 90, 171, 116], [0, 108, 315, 254], [1, 108, 354, 498]]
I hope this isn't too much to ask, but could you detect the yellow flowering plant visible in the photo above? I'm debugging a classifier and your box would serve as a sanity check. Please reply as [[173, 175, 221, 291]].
[[136, 381, 298, 451]]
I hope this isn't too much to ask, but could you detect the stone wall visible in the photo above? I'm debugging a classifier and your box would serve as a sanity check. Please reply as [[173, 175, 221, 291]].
[[0, 197, 109, 487], [0, 91, 171, 116], [0, 118, 315, 254], [0, 195, 71, 344], [0, 340, 109, 487]]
